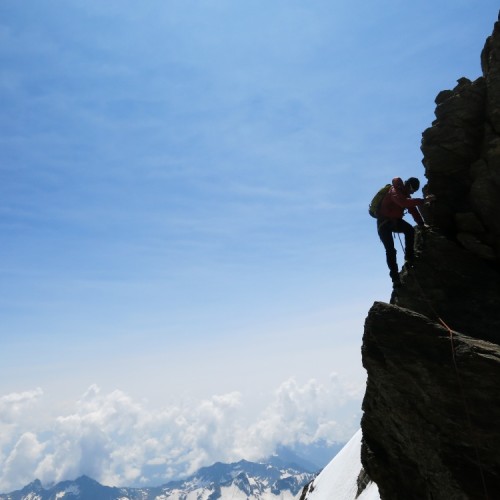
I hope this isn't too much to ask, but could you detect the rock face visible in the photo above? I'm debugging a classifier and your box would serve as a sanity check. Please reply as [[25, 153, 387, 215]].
[[361, 15, 500, 500], [420, 19, 500, 257], [362, 302, 500, 500]]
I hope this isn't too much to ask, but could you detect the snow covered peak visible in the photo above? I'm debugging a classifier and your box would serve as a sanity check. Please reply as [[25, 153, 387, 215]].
[[301, 430, 380, 500]]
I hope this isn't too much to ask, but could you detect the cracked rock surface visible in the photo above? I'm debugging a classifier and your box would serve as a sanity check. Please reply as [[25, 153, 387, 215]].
[[361, 15, 500, 500]]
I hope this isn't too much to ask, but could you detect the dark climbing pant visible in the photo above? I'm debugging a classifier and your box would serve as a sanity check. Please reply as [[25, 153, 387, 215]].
[[377, 218, 415, 281]]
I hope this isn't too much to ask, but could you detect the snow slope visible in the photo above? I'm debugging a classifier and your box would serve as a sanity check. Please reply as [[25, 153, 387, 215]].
[[304, 430, 380, 500]]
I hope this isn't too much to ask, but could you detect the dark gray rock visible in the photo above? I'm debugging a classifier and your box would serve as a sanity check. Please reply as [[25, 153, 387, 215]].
[[361, 13, 500, 500], [420, 76, 486, 236], [361, 303, 500, 500], [421, 18, 500, 257], [395, 228, 500, 344]]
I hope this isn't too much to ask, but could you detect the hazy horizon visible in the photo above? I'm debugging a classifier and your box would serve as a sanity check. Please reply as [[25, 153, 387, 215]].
[[1, 0, 498, 492]]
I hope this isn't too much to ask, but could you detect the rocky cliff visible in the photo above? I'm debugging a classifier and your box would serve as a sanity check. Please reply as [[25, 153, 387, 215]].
[[361, 15, 500, 500]]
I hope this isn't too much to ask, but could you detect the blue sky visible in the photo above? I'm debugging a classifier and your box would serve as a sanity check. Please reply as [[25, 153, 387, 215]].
[[0, 0, 498, 491]]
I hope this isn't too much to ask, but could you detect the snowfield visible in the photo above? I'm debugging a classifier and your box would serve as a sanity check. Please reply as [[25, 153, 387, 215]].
[[304, 430, 380, 500]]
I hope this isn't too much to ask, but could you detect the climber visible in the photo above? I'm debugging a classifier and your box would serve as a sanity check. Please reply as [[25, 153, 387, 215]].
[[376, 177, 433, 286]]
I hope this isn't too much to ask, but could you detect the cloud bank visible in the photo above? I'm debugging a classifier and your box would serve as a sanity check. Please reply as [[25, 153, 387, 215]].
[[0, 375, 362, 492]]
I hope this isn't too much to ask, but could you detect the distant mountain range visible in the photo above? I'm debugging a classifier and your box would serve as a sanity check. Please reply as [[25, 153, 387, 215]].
[[0, 457, 317, 500]]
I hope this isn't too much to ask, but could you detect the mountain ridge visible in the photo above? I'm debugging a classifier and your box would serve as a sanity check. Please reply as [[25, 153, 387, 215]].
[[0, 457, 317, 500], [360, 12, 500, 500]]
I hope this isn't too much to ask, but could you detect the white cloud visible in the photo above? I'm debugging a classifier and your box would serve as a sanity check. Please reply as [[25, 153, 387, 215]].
[[0, 388, 45, 474], [0, 377, 362, 492], [0, 388, 43, 423], [239, 374, 362, 460], [1, 433, 45, 490]]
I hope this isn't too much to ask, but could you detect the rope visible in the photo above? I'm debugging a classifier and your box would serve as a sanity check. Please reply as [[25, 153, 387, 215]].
[[395, 231, 489, 500]]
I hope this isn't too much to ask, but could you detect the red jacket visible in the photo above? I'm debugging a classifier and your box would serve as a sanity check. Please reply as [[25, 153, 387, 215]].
[[379, 177, 424, 225]]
